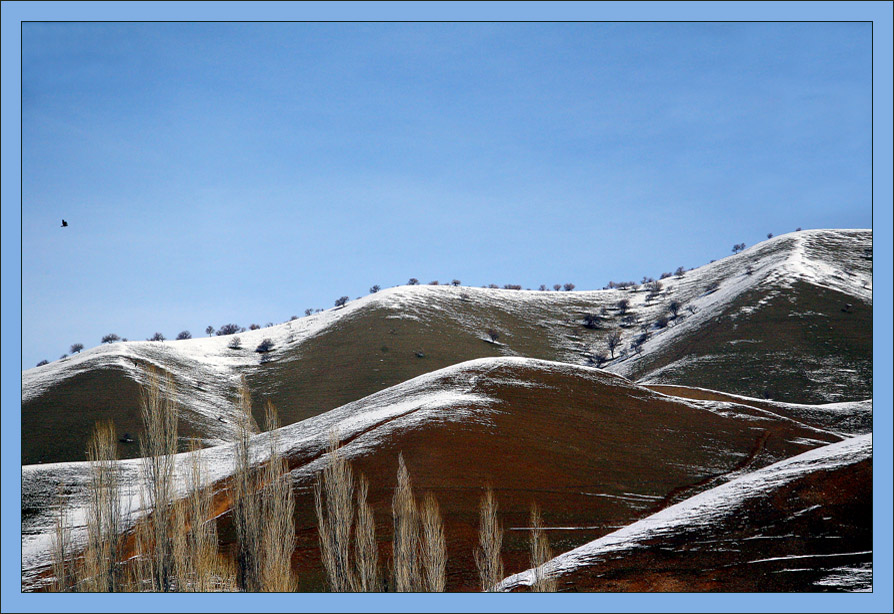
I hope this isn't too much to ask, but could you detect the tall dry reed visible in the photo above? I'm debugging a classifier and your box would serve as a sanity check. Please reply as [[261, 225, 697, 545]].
[[420, 492, 447, 592], [233, 375, 262, 591], [314, 430, 356, 592], [50, 486, 76, 592], [391, 453, 421, 592], [353, 473, 379, 592], [171, 440, 232, 591], [259, 401, 297, 592], [474, 487, 504, 592], [138, 366, 179, 591], [529, 502, 557, 592], [80, 420, 123, 592]]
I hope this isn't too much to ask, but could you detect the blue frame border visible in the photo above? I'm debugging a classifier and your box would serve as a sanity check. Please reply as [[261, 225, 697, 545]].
[[2, 2, 891, 613]]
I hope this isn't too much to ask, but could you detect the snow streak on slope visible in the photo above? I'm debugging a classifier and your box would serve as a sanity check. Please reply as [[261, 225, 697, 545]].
[[606, 229, 871, 380], [495, 434, 872, 592]]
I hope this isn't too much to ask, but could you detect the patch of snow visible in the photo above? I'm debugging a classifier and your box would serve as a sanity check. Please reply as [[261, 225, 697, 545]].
[[495, 434, 871, 592]]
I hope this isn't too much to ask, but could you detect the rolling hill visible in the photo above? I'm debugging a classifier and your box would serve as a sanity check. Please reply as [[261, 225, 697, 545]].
[[21, 229, 872, 465], [22, 357, 859, 591]]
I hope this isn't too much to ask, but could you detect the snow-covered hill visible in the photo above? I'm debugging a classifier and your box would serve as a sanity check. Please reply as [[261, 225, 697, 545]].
[[23, 356, 857, 591], [21, 229, 872, 464]]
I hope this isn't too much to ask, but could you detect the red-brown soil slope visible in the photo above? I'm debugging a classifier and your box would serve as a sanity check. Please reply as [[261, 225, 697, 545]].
[[22, 357, 845, 591], [497, 435, 871, 592]]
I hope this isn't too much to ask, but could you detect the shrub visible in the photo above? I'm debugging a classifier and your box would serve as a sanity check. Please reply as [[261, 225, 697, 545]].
[[606, 330, 622, 359], [668, 300, 682, 318], [429, 280, 439, 285], [70, 343, 84, 354], [538, 284, 547, 291], [705, 280, 720, 294], [553, 284, 561, 291], [176, 331, 192, 340], [290, 315, 298, 321], [451, 279, 461, 287], [617, 298, 630, 314], [732, 243, 746, 254], [745, 265, 754, 276], [659, 272, 672, 280], [249, 324, 261, 331], [36, 359, 49, 367], [148, 332, 166, 342], [408, 278, 419, 286], [633, 332, 650, 353], [101, 333, 120, 344], [205, 326, 214, 336], [255, 338, 275, 353], [216, 323, 241, 336], [563, 283, 575, 292], [228, 336, 242, 350], [265, 322, 274, 328], [675, 266, 686, 277], [370, 285, 381, 294], [591, 351, 609, 368], [767, 232, 773, 239], [503, 284, 522, 290], [60, 354, 68, 360], [654, 315, 669, 329], [335, 296, 349, 307], [582, 313, 603, 329], [620, 314, 638, 328], [487, 283, 499, 289], [305, 309, 313, 316]]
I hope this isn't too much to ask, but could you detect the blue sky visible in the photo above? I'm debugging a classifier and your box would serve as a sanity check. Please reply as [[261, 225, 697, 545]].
[[21, 21, 872, 368]]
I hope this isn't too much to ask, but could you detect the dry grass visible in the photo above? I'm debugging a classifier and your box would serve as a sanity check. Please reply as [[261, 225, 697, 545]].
[[138, 366, 179, 591], [474, 487, 504, 592], [391, 452, 421, 592], [79, 420, 123, 592], [529, 502, 557, 592], [233, 375, 263, 591], [259, 401, 297, 592], [50, 486, 76, 592], [353, 474, 379, 592], [171, 440, 234, 591], [314, 430, 356, 592], [420, 492, 447, 592]]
